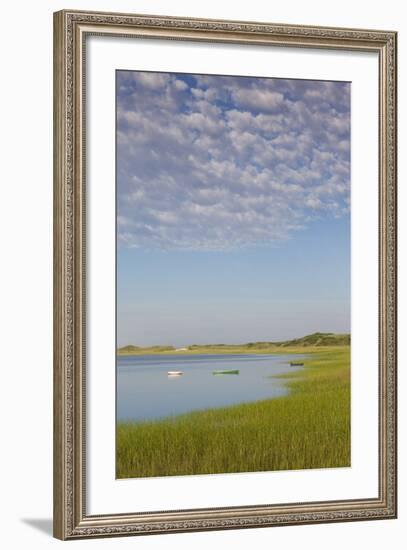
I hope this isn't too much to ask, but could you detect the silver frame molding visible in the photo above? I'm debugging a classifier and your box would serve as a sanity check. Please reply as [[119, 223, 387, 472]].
[[53, 9, 397, 540]]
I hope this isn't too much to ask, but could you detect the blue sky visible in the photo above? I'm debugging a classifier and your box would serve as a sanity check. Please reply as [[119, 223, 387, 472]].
[[116, 71, 350, 347]]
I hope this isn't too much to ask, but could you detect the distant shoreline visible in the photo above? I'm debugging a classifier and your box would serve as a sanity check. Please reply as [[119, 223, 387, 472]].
[[117, 332, 350, 356]]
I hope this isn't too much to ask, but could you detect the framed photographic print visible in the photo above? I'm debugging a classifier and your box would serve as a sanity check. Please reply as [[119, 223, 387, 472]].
[[53, 9, 397, 540]]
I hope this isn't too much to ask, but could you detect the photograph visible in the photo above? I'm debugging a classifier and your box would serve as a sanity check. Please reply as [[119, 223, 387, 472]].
[[1, 0, 404, 546], [52, 8, 397, 539], [116, 70, 351, 479]]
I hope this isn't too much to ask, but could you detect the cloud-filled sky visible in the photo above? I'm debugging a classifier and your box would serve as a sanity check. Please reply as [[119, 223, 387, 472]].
[[117, 71, 350, 252], [116, 71, 350, 346]]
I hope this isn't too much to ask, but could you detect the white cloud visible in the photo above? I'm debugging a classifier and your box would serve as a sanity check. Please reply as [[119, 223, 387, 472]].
[[231, 88, 285, 113]]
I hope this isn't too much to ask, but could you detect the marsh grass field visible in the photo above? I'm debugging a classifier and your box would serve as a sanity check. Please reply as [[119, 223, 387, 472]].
[[116, 344, 350, 478]]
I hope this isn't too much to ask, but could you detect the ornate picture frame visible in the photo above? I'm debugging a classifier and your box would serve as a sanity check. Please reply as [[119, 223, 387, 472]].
[[53, 9, 397, 540]]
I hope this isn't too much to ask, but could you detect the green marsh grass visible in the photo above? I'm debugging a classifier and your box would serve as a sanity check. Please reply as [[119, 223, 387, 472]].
[[116, 347, 350, 478]]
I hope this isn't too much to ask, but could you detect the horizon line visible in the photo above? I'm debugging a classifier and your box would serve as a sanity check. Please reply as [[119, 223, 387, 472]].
[[117, 331, 351, 349]]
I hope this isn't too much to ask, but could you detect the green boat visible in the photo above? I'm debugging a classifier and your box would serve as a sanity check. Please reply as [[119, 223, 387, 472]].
[[212, 369, 239, 375]]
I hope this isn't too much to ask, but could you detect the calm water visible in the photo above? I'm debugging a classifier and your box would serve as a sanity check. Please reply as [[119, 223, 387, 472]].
[[117, 353, 305, 422]]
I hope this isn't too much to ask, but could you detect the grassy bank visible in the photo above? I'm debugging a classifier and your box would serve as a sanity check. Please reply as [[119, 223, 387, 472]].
[[117, 346, 350, 478], [117, 332, 350, 355]]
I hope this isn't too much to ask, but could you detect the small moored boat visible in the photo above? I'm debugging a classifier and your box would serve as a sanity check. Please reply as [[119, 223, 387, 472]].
[[212, 369, 239, 375], [167, 370, 183, 376], [290, 362, 304, 367]]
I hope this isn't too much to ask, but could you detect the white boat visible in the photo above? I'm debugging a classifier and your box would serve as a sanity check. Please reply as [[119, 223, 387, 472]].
[[167, 370, 183, 376]]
